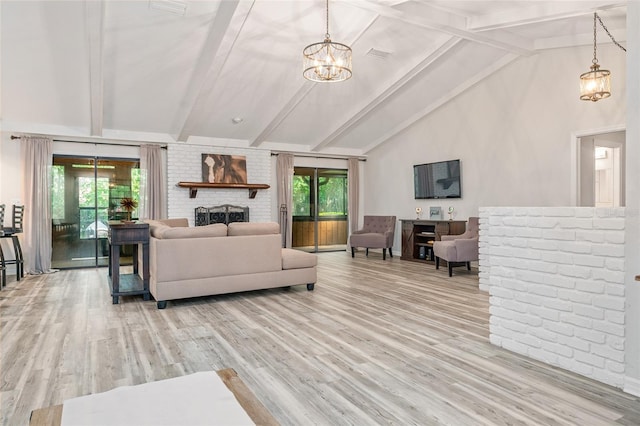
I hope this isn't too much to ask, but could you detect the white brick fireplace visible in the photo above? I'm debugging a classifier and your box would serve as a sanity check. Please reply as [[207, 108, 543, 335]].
[[167, 143, 272, 225]]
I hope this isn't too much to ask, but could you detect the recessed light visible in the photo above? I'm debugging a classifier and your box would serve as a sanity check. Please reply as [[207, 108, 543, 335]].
[[232, 117, 244, 124], [366, 48, 392, 60], [149, 0, 187, 16]]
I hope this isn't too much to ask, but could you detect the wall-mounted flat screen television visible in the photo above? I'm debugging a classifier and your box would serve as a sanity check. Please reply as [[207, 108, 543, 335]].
[[414, 159, 461, 199]]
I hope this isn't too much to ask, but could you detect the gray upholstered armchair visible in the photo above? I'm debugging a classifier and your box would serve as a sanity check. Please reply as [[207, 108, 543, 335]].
[[433, 217, 479, 276], [349, 216, 396, 260]]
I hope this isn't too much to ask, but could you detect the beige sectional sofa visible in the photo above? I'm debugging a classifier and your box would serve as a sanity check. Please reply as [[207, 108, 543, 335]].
[[146, 218, 317, 309]]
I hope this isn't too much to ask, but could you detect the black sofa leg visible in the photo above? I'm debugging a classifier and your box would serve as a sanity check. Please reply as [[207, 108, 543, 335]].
[[307, 283, 315, 291], [436, 257, 440, 269], [389, 248, 393, 258], [448, 263, 453, 277], [351, 247, 355, 258], [157, 301, 167, 309], [366, 248, 369, 257], [467, 262, 471, 271], [383, 248, 386, 260]]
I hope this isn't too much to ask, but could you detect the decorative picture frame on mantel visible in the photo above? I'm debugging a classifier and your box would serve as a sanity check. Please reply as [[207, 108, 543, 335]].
[[201, 154, 248, 184], [429, 206, 442, 220]]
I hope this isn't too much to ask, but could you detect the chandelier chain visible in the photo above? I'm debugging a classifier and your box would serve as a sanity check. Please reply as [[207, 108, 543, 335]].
[[592, 12, 598, 65], [596, 12, 627, 52], [325, 0, 330, 39]]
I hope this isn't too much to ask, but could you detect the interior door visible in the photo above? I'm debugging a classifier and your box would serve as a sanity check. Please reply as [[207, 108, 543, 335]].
[[578, 131, 625, 207]]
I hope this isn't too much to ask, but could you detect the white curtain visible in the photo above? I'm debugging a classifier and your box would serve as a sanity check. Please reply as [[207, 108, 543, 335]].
[[276, 153, 294, 248], [139, 144, 167, 220], [347, 158, 360, 250], [21, 136, 56, 274]]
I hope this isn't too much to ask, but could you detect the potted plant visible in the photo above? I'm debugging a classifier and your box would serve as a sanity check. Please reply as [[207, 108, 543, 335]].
[[120, 197, 138, 223]]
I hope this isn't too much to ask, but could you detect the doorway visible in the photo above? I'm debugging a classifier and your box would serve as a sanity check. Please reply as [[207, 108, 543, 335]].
[[578, 130, 625, 207], [51, 156, 140, 269], [292, 167, 348, 252]]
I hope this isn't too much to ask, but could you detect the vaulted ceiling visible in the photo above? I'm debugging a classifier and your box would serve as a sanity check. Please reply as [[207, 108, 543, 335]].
[[0, 1, 627, 156]]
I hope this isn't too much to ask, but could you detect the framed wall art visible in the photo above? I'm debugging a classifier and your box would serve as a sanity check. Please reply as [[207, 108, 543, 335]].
[[201, 154, 247, 184]]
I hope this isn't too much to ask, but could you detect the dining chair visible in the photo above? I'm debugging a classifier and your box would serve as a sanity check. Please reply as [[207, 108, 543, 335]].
[[0, 204, 25, 282]]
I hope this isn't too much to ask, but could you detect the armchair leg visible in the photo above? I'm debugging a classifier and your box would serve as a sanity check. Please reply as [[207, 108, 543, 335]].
[[389, 248, 393, 258], [467, 262, 471, 271], [448, 263, 453, 277], [351, 247, 355, 258], [366, 248, 369, 257], [435, 257, 440, 270], [383, 248, 386, 260]]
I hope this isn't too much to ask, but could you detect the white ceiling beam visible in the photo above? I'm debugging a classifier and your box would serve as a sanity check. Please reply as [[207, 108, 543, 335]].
[[249, 82, 315, 148], [349, 0, 534, 56], [85, 1, 105, 137], [311, 36, 462, 152], [467, 2, 626, 32], [362, 52, 519, 154], [249, 14, 379, 148], [535, 29, 627, 51], [175, 1, 254, 142]]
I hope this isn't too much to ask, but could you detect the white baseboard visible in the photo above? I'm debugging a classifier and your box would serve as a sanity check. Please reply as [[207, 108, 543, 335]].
[[624, 376, 640, 397]]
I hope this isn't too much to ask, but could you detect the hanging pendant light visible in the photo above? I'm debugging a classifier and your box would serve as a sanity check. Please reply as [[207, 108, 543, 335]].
[[303, 0, 352, 82], [579, 12, 610, 102]]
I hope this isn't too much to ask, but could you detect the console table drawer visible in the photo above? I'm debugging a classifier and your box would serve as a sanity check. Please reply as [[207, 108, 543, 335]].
[[107, 222, 150, 244]]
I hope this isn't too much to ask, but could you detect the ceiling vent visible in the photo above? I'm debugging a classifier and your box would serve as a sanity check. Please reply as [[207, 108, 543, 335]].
[[149, 0, 187, 16], [366, 48, 392, 60]]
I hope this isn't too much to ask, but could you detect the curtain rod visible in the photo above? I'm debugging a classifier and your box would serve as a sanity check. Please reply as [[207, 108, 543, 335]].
[[11, 135, 167, 150], [270, 151, 366, 161]]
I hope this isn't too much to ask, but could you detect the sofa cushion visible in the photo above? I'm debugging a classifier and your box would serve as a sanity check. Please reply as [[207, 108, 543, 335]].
[[152, 234, 282, 282], [147, 218, 190, 238], [158, 218, 189, 228], [158, 223, 228, 239], [149, 224, 170, 238], [227, 222, 280, 236], [349, 232, 387, 248], [282, 249, 317, 270]]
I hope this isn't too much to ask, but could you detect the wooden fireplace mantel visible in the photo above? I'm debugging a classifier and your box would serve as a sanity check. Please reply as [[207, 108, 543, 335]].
[[177, 182, 270, 199]]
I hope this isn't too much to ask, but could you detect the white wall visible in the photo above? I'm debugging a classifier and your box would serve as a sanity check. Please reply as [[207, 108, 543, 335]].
[[365, 43, 626, 252], [623, 1, 640, 397]]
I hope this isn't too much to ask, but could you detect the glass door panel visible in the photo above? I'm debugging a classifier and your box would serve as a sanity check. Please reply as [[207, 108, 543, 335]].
[[292, 168, 316, 251], [51, 156, 140, 269], [317, 168, 348, 251], [292, 167, 347, 252]]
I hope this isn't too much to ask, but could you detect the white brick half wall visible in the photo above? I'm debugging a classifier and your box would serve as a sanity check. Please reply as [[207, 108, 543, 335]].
[[167, 144, 272, 225], [479, 207, 626, 389]]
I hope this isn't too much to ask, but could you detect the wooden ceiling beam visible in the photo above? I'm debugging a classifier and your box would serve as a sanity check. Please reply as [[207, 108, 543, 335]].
[[249, 14, 379, 148], [361, 53, 519, 155], [310, 36, 462, 152], [466, 2, 626, 32], [175, 1, 254, 142], [350, 0, 534, 56]]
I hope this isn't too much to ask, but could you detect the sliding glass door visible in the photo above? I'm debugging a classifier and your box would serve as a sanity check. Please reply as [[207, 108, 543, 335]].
[[51, 156, 140, 269], [292, 167, 348, 252]]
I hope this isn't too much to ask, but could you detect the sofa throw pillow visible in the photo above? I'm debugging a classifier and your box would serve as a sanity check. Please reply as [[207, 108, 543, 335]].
[[159, 223, 228, 239], [227, 222, 280, 236]]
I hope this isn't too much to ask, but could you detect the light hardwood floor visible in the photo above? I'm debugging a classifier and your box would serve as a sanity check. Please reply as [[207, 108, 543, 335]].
[[2, 252, 640, 425]]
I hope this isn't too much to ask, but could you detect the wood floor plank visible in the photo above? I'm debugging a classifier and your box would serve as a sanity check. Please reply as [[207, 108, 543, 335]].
[[2, 252, 640, 425]]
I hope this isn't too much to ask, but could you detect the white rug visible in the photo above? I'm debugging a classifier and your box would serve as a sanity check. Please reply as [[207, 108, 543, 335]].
[[61, 371, 255, 426]]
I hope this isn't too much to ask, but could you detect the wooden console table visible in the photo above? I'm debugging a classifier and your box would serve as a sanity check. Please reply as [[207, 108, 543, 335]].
[[400, 219, 466, 262], [107, 221, 150, 304]]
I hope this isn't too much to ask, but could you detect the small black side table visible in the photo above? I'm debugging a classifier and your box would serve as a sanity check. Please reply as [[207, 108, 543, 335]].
[[107, 221, 150, 304]]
